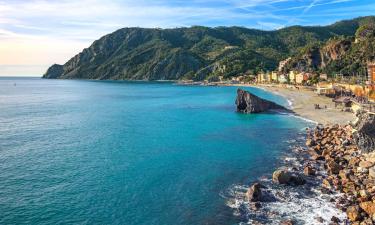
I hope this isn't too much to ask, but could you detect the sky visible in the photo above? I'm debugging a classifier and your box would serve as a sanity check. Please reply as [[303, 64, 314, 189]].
[[0, 0, 374, 76]]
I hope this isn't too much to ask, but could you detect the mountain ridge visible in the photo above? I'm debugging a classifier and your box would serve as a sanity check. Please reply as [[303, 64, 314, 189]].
[[43, 16, 375, 80]]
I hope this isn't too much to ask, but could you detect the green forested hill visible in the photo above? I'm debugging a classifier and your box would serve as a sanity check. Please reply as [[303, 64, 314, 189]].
[[43, 16, 375, 80], [282, 16, 375, 76]]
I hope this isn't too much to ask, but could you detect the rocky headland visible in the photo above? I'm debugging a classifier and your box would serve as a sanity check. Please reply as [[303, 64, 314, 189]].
[[235, 88, 288, 113]]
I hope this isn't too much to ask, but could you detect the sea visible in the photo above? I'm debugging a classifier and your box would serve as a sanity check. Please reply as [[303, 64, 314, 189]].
[[0, 77, 343, 225]]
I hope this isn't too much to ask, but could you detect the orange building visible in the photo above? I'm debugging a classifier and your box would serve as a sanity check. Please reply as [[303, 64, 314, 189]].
[[368, 62, 375, 83]]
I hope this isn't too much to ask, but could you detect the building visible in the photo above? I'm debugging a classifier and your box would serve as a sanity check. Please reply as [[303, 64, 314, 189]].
[[320, 73, 328, 80], [304, 73, 313, 82], [278, 74, 288, 83], [289, 71, 297, 83], [368, 62, 375, 83], [257, 72, 268, 83], [266, 72, 272, 83], [296, 73, 304, 84], [271, 71, 278, 82], [315, 82, 335, 96]]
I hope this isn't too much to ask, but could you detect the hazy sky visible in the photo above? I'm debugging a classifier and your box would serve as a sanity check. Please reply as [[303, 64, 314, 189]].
[[0, 0, 374, 76]]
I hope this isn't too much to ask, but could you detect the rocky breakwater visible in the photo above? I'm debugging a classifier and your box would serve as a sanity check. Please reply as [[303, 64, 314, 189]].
[[306, 120, 375, 224], [235, 88, 288, 113]]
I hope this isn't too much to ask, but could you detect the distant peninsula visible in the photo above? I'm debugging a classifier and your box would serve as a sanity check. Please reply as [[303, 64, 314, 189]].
[[43, 16, 375, 81]]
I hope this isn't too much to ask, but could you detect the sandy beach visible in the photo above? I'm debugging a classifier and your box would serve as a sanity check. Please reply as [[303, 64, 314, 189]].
[[236, 84, 356, 125]]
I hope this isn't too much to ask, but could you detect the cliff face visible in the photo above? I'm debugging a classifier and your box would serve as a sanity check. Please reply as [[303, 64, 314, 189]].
[[235, 89, 287, 113], [284, 18, 375, 75], [43, 16, 375, 81], [283, 38, 353, 72], [353, 111, 375, 153]]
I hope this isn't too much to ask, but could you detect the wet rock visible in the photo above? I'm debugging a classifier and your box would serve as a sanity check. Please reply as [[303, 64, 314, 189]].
[[249, 202, 262, 211], [306, 138, 315, 147], [272, 170, 291, 184], [330, 216, 340, 223], [315, 216, 324, 223], [304, 166, 315, 176], [246, 183, 263, 202], [235, 88, 288, 113], [280, 219, 294, 225], [322, 178, 333, 189], [290, 174, 306, 186]]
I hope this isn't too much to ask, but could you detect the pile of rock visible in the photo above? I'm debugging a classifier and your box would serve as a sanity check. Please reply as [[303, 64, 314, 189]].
[[306, 124, 375, 224]]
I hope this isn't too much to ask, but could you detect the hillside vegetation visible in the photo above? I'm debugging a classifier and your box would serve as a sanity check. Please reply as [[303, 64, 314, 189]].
[[43, 16, 375, 80]]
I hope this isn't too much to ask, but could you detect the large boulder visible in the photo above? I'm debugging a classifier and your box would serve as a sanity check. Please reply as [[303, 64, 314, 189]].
[[272, 170, 292, 184], [235, 88, 287, 113]]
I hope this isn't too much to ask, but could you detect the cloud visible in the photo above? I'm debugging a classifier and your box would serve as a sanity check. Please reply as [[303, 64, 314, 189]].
[[0, 0, 371, 76]]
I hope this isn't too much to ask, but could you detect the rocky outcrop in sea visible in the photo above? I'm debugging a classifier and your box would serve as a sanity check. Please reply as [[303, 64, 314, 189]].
[[235, 88, 288, 113]]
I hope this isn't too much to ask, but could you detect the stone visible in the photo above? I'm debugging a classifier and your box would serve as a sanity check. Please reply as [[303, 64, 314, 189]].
[[280, 219, 294, 225], [306, 139, 315, 147], [304, 166, 315, 176], [359, 161, 374, 169], [360, 201, 375, 216], [290, 174, 306, 185], [347, 205, 362, 222], [331, 216, 340, 223], [322, 178, 333, 189], [359, 190, 369, 199], [235, 88, 288, 113], [369, 167, 375, 179], [327, 161, 341, 174], [315, 217, 324, 223], [272, 170, 292, 184], [246, 183, 263, 202]]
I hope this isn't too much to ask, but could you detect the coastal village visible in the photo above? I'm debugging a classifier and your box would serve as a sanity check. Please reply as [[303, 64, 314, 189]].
[[184, 60, 375, 116]]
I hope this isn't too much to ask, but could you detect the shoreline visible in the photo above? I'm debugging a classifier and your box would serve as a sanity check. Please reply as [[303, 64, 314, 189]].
[[228, 85, 375, 224], [230, 83, 355, 126], [228, 84, 361, 224]]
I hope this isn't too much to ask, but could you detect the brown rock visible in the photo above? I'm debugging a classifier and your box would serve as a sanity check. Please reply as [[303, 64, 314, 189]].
[[311, 153, 324, 161], [327, 161, 341, 174], [246, 183, 263, 202], [304, 166, 315, 176], [306, 138, 315, 147], [359, 201, 375, 216], [346, 205, 362, 222], [280, 219, 294, 225], [322, 178, 333, 189], [359, 161, 374, 169], [369, 167, 375, 179], [272, 170, 291, 184], [331, 216, 340, 223]]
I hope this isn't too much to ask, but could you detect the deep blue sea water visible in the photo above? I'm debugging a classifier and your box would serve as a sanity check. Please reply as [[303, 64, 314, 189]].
[[0, 78, 309, 225]]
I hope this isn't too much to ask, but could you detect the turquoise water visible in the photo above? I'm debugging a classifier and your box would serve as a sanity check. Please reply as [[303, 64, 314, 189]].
[[0, 78, 308, 225]]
